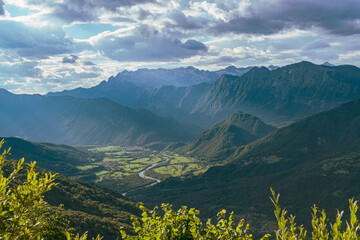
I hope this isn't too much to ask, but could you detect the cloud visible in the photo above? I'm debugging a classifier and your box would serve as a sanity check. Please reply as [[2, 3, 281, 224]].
[[209, 0, 360, 36], [0, 20, 74, 59], [138, 8, 151, 20], [94, 28, 208, 62], [62, 55, 79, 64], [0, 0, 4, 15], [52, 0, 156, 22], [83, 60, 95, 66], [211, 17, 284, 35], [303, 40, 331, 50], [167, 10, 209, 30], [0, 61, 43, 78], [72, 71, 100, 78]]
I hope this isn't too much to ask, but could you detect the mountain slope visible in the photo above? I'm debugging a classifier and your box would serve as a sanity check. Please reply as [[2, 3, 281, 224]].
[[0, 90, 197, 147], [47, 66, 253, 106], [2, 137, 102, 176], [133, 83, 211, 126], [194, 61, 360, 125], [131, 98, 360, 228], [177, 111, 275, 161], [135, 61, 360, 127]]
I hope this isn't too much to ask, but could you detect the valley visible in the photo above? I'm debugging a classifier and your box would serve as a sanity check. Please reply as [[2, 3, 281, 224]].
[[72, 146, 210, 194], [2, 61, 360, 239]]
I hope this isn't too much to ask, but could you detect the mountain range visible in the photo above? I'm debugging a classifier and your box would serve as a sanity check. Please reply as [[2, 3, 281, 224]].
[[135, 61, 360, 127], [47, 66, 254, 106], [0, 89, 198, 147], [131, 97, 360, 229]]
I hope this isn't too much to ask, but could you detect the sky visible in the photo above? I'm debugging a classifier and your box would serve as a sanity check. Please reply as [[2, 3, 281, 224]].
[[0, 0, 359, 94]]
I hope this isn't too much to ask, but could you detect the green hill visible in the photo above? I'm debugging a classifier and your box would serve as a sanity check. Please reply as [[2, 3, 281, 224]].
[[0, 90, 198, 147], [177, 111, 275, 161], [1, 139, 141, 239], [131, 98, 360, 230], [135, 61, 360, 127], [1, 137, 102, 176]]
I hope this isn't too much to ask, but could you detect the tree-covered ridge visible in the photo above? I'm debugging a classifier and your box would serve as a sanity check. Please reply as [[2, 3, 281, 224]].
[[1, 137, 103, 176], [177, 111, 275, 161]]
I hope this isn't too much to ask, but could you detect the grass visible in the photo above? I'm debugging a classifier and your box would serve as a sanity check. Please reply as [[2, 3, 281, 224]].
[[73, 147, 210, 193], [93, 146, 120, 152], [77, 164, 96, 170]]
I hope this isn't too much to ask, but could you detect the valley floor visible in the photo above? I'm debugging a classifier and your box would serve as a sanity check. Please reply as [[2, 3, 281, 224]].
[[73, 146, 209, 195]]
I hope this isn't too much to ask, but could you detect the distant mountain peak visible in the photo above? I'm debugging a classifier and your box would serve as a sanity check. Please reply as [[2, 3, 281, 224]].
[[322, 62, 335, 67], [267, 65, 279, 71], [225, 65, 237, 71]]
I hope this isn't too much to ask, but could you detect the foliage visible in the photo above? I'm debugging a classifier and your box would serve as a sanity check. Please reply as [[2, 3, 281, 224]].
[[0, 140, 101, 240], [120, 203, 268, 240], [121, 188, 360, 239]]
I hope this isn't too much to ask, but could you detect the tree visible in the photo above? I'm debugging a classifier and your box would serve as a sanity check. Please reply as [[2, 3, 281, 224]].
[[0, 140, 100, 240]]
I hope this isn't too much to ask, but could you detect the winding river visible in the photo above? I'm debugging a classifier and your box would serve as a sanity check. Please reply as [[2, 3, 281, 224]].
[[122, 156, 170, 196]]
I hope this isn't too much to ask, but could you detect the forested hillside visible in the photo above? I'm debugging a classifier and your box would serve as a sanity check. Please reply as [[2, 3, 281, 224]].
[[177, 111, 275, 161], [132, 97, 360, 229]]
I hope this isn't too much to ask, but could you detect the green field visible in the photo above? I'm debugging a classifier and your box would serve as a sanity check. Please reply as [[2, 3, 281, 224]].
[[73, 147, 209, 193]]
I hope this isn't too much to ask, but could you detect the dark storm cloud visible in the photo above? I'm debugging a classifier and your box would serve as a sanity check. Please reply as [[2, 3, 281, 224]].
[[62, 55, 79, 64], [94, 32, 208, 61], [52, 0, 156, 22], [211, 0, 360, 36], [0, 20, 73, 58], [168, 11, 209, 30], [0, 0, 5, 15]]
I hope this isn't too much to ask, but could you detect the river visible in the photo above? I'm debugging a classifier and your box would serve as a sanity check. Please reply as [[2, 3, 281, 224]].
[[122, 156, 170, 196]]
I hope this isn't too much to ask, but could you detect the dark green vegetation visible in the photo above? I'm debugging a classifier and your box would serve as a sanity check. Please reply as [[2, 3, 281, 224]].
[[135, 61, 360, 127], [7, 145, 360, 240], [45, 172, 140, 239], [1, 137, 102, 176], [131, 97, 360, 232], [123, 190, 360, 239], [1, 141, 141, 239], [177, 111, 275, 161], [0, 89, 198, 146]]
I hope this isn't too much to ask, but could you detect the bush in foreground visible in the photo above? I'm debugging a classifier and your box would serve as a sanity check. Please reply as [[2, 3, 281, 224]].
[[0, 140, 101, 240], [121, 190, 360, 239]]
